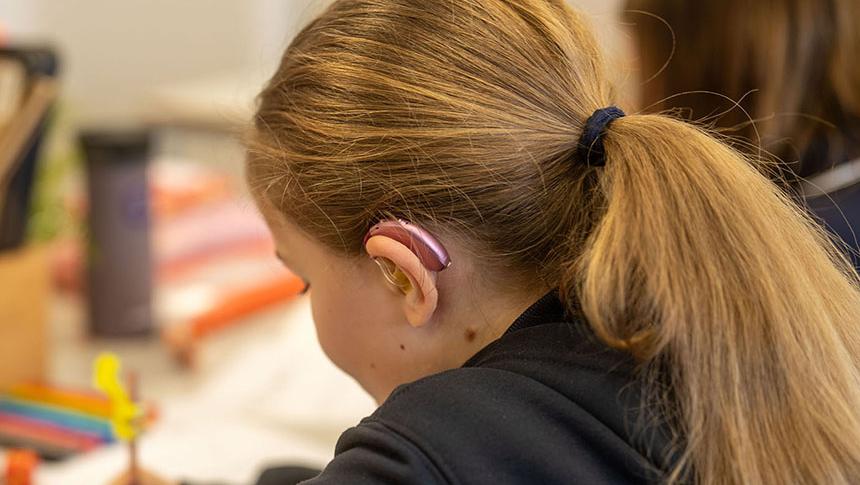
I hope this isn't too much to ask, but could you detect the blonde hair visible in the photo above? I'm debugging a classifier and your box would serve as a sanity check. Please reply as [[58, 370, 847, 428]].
[[624, 0, 860, 180], [247, 1, 860, 483]]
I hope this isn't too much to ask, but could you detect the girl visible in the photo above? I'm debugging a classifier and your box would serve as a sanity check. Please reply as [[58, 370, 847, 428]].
[[122, 0, 860, 483], [624, 0, 860, 271]]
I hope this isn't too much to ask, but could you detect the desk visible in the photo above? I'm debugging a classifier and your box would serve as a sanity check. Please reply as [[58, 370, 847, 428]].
[[35, 294, 376, 485]]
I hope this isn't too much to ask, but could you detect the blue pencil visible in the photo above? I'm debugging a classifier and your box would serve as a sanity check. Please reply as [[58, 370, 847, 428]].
[[0, 398, 114, 442]]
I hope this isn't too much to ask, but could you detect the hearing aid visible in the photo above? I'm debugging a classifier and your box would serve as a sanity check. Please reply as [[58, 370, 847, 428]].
[[363, 219, 452, 272]]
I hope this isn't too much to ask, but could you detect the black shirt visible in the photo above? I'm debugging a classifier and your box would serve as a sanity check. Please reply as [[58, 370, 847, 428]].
[[295, 292, 675, 484], [806, 182, 860, 272], [800, 135, 860, 273]]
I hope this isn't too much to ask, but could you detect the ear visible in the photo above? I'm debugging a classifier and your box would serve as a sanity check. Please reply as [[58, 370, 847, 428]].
[[365, 235, 439, 327]]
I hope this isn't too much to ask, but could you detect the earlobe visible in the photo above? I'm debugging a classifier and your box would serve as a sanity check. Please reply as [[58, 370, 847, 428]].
[[365, 235, 439, 327]]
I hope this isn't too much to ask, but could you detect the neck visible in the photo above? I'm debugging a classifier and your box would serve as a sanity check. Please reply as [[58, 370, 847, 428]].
[[437, 275, 550, 369]]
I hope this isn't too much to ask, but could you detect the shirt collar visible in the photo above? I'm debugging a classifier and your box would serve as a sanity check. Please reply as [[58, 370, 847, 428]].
[[503, 290, 567, 335]]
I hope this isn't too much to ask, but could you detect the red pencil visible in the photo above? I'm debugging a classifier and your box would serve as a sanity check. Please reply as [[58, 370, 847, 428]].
[[0, 412, 101, 451]]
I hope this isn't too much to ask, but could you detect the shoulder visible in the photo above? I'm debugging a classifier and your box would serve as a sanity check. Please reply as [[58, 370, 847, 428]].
[[312, 329, 666, 484], [337, 368, 535, 483], [370, 367, 549, 456], [358, 366, 659, 484]]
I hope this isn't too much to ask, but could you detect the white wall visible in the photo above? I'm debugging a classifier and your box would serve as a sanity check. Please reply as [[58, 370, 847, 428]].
[[0, 0, 624, 124], [0, 0, 331, 123]]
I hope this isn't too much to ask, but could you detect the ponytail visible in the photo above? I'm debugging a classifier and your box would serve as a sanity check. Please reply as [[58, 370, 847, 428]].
[[567, 113, 860, 483]]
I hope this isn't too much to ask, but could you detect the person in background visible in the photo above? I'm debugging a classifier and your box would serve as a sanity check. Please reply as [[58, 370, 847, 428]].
[[624, 0, 860, 270], [115, 1, 860, 483]]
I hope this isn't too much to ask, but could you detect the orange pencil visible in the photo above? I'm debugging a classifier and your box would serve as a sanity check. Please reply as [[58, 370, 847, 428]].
[[163, 273, 306, 366], [7, 383, 111, 419]]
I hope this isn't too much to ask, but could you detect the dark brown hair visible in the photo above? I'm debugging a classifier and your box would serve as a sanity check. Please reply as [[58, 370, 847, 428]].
[[625, 0, 860, 179]]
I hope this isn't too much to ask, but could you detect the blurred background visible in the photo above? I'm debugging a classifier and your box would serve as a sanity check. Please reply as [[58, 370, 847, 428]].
[[0, 1, 625, 484]]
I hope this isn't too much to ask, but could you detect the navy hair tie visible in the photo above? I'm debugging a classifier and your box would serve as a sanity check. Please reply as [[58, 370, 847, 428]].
[[576, 106, 625, 167]]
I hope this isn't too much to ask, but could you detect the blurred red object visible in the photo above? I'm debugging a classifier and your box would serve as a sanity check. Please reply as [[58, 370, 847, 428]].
[[51, 199, 274, 292], [5, 449, 39, 485], [52, 159, 272, 291], [148, 159, 232, 217]]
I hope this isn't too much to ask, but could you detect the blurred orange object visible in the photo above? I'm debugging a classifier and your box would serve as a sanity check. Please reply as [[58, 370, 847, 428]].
[[0, 245, 48, 388], [5, 449, 39, 485], [163, 273, 306, 366], [191, 273, 306, 339]]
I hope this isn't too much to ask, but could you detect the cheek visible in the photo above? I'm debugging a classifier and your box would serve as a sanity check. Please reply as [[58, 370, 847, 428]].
[[308, 270, 397, 377], [310, 294, 356, 370]]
